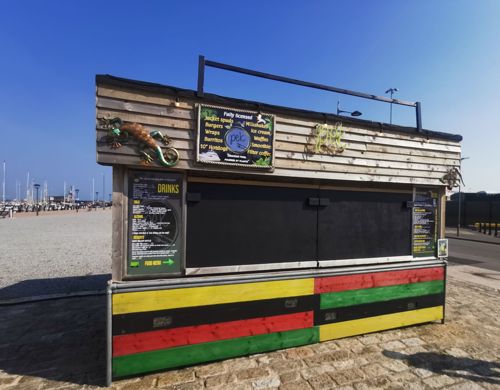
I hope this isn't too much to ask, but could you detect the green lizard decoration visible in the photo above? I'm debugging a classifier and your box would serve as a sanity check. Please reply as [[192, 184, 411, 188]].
[[99, 117, 179, 167]]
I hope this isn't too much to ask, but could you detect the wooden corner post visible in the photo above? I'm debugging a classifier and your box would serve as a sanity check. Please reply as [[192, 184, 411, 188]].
[[111, 166, 126, 281]]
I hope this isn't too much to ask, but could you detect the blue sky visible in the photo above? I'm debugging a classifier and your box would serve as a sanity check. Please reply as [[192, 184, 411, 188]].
[[1, 0, 499, 200]]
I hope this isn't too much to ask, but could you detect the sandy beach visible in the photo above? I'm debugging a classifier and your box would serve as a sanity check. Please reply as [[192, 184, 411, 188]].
[[0, 209, 111, 300]]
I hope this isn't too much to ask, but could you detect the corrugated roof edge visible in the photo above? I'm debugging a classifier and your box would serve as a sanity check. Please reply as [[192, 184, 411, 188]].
[[96, 74, 463, 143]]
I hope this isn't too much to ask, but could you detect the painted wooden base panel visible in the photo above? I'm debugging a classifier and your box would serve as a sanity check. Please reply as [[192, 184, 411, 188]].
[[315, 294, 443, 325], [113, 327, 319, 378], [320, 280, 444, 309], [319, 306, 444, 341], [113, 278, 314, 315], [111, 266, 446, 380], [113, 311, 314, 357], [314, 267, 444, 294], [113, 295, 316, 335]]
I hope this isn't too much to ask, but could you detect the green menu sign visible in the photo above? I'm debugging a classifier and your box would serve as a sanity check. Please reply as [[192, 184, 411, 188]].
[[127, 170, 183, 276], [197, 104, 275, 168]]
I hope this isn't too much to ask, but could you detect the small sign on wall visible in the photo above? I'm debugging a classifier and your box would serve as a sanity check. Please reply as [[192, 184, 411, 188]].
[[437, 239, 448, 258], [197, 104, 275, 168]]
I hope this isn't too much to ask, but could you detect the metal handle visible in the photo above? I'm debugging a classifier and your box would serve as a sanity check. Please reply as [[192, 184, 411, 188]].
[[308, 197, 319, 207], [186, 193, 201, 203], [308, 197, 330, 207], [319, 198, 330, 207]]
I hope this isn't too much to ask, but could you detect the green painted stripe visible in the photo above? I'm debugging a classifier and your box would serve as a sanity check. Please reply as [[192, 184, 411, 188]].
[[113, 327, 319, 378], [320, 280, 444, 310]]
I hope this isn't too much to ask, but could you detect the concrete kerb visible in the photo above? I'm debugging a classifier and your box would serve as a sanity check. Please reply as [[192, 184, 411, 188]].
[[0, 289, 106, 306], [446, 227, 500, 245], [446, 235, 500, 246]]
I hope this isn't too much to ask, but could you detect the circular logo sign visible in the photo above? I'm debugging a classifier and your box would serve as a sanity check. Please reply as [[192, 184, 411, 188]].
[[224, 126, 251, 154]]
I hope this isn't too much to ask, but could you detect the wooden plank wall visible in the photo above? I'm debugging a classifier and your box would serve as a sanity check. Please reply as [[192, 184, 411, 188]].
[[111, 266, 445, 379], [96, 84, 461, 186]]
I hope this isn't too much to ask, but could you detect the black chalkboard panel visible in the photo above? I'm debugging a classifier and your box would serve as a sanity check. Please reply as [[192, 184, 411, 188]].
[[318, 190, 412, 260], [186, 183, 413, 271], [186, 183, 318, 268]]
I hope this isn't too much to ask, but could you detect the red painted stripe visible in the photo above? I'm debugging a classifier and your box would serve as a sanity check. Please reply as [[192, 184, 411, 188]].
[[314, 267, 444, 294], [113, 311, 313, 357]]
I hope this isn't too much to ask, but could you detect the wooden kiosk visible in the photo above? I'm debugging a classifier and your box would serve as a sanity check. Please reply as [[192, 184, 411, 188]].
[[98, 59, 462, 383]]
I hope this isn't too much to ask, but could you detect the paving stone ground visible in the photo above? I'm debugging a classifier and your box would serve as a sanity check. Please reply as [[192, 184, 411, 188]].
[[0, 279, 499, 390]]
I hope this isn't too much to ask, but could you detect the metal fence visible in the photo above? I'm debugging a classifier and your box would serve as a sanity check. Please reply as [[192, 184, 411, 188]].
[[446, 193, 500, 228]]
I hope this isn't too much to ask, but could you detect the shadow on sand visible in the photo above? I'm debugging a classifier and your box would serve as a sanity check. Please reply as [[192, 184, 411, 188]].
[[0, 275, 109, 387]]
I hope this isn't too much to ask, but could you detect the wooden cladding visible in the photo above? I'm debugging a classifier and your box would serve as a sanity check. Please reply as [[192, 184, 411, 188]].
[[96, 83, 461, 186], [111, 266, 445, 379], [112, 278, 314, 315]]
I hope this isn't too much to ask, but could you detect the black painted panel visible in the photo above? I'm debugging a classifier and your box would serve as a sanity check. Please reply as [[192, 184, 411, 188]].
[[186, 183, 318, 268], [113, 294, 318, 335], [315, 293, 444, 325], [318, 190, 412, 260]]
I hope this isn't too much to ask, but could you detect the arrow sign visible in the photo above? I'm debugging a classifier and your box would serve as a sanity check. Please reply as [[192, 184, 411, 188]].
[[163, 259, 175, 266]]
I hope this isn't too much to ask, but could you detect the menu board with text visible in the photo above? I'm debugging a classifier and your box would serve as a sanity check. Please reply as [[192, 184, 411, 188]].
[[197, 105, 274, 168], [412, 188, 438, 257], [127, 170, 183, 276]]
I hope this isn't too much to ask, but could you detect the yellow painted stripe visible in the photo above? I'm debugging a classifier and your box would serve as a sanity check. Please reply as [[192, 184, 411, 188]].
[[113, 278, 314, 315], [319, 306, 443, 342]]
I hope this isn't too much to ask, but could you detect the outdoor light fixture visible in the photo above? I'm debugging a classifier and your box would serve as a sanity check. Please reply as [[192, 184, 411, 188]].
[[336, 101, 362, 117], [385, 88, 399, 124]]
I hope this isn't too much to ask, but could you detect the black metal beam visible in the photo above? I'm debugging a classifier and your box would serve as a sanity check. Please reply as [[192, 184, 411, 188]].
[[196, 55, 423, 128], [202, 57, 416, 107], [416, 101, 422, 132], [197, 55, 205, 97]]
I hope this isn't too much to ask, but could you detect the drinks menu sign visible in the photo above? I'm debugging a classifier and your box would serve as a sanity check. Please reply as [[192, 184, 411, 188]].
[[127, 170, 183, 277], [197, 104, 275, 168], [412, 188, 438, 257]]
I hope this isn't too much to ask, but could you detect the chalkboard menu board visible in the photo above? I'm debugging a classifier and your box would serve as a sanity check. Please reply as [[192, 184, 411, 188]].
[[197, 104, 275, 168], [127, 170, 183, 277], [412, 188, 438, 257]]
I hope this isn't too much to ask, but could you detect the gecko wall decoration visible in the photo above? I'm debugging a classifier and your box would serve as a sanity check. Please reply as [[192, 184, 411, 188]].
[[440, 166, 464, 190], [305, 122, 346, 155], [99, 117, 180, 167]]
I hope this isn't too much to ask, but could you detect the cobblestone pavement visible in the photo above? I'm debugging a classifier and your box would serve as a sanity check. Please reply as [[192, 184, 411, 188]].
[[0, 279, 499, 390]]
